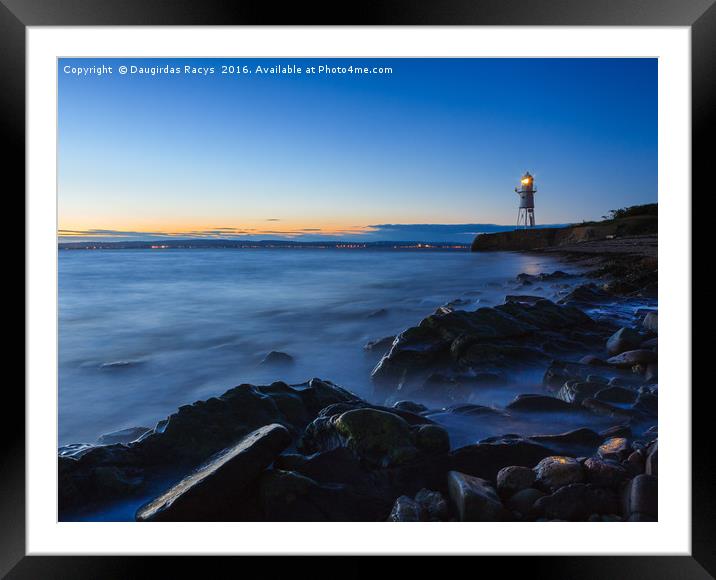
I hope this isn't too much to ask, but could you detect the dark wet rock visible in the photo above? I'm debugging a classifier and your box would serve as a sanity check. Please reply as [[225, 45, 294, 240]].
[[393, 400, 428, 414], [259, 469, 392, 522], [506, 488, 546, 517], [136, 424, 291, 521], [579, 354, 607, 366], [586, 374, 609, 384], [623, 474, 658, 519], [624, 450, 646, 477], [607, 349, 657, 368], [595, 386, 637, 404], [414, 424, 451, 454], [506, 394, 575, 413], [534, 456, 585, 490], [556, 381, 602, 405], [600, 425, 633, 440], [450, 439, 552, 482], [534, 483, 619, 521], [641, 337, 658, 349], [597, 437, 631, 461], [645, 441, 658, 476], [58, 443, 95, 459], [558, 283, 613, 306], [274, 453, 308, 471], [505, 295, 544, 305], [387, 495, 422, 521], [372, 298, 598, 396], [496, 466, 536, 497], [389, 488, 450, 521], [364, 336, 396, 352], [97, 427, 152, 446], [645, 363, 658, 382], [60, 378, 358, 515], [259, 351, 294, 366], [642, 311, 658, 332], [582, 398, 635, 419], [529, 428, 603, 455], [606, 327, 643, 355], [583, 457, 628, 487], [632, 391, 658, 417], [448, 471, 510, 521], [415, 488, 449, 521]]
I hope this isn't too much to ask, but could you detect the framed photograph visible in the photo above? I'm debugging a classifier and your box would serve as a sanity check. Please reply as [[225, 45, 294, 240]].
[[9, 0, 706, 576]]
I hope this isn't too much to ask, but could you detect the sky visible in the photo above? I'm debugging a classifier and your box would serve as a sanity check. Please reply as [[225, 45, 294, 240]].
[[58, 58, 657, 242]]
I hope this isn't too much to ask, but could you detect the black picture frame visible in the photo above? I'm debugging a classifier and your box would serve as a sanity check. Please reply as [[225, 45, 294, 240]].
[[7, 0, 705, 576]]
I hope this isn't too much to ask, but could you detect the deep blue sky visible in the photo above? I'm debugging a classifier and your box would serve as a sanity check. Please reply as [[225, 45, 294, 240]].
[[58, 58, 657, 242]]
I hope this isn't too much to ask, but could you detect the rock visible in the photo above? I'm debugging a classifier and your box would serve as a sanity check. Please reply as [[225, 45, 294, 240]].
[[581, 398, 635, 419], [558, 283, 613, 306], [506, 488, 546, 517], [260, 351, 294, 366], [632, 392, 658, 417], [506, 394, 575, 413], [372, 298, 594, 394], [505, 295, 544, 304], [447, 471, 510, 521], [260, 469, 392, 521], [529, 428, 603, 455], [623, 474, 658, 518], [136, 424, 291, 521], [595, 386, 637, 404], [586, 374, 609, 384], [496, 466, 536, 497], [606, 327, 643, 355], [624, 450, 645, 476], [597, 437, 631, 461], [556, 381, 602, 405], [583, 457, 628, 487], [607, 349, 658, 368], [450, 439, 552, 482], [445, 403, 504, 417], [415, 488, 449, 521], [579, 355, 607, 366], [534, 483, 619, 521], [393, 400, 428, 414], [645, 441, 658, 476], [534, 456, 585, 490], [641, 337, 658, 349], [388, 495, 422, 521], [600, 425, 632, 440], [96, 427, 152, 446], [579, 354, 607, 366], [333, 409, 418, 467], [364, 336, 396, 352], [642, 311, 658, 332], [414, 424, 451, 454]]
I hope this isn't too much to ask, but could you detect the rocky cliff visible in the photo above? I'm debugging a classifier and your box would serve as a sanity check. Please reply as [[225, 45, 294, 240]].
[[471, 214, 657, 253]]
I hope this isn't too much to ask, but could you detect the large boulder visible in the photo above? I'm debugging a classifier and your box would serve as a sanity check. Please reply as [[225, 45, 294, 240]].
[[623, 474, 658, 520], [450, 439, 552, 482], [606, 327, 643, 355], [136, 424, 291, 521], [506, 394, 575, 413], [534, 483, 619, 521], [534, 456, 585, 490], [496, 466, 536, 497], [448, 471, 510, 521], [606, 350, 658, 368], [372, 298, 599, 397]]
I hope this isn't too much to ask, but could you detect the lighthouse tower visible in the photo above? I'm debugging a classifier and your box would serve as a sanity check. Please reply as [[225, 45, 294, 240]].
[[515, 171, 536, 228]]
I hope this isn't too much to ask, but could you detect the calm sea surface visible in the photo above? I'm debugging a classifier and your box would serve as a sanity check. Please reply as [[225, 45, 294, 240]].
[[59, 248, 575, 446]]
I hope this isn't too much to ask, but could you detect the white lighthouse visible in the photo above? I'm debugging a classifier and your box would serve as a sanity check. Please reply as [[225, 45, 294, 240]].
[[515, 171, 536, 228]]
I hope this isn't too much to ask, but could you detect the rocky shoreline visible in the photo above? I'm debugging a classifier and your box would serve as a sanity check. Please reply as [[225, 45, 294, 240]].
[[59, 249, 657, 522]]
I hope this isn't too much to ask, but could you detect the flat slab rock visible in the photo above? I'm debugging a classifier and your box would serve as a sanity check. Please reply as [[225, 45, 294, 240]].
[[136, 424, 291, 521]]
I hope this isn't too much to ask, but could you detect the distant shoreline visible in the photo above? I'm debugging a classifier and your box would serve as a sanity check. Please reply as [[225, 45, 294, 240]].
[[58, 240, 471, 251]]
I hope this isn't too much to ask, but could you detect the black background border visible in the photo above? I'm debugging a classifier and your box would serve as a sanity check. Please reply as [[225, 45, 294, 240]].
[[5, 1, 706, 577]]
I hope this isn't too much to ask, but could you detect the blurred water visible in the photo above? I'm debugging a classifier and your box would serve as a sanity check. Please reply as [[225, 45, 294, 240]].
[[59, 248, 575, 446]]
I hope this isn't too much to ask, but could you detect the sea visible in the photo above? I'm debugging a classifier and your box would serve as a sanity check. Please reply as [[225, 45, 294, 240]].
[[59, 247, 592, 447]]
